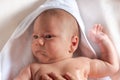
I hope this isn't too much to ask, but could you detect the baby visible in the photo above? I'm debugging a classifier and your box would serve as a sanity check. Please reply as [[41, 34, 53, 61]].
[[14, 9, 119, 80]]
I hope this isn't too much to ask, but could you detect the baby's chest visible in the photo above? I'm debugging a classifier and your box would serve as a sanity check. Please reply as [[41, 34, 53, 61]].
[[33, 64, 63, 75], [32, 64, 62, 79], [33, 64, 86, 79]]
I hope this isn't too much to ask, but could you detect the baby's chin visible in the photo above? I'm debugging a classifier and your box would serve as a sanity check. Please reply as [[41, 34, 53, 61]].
[[35, 57, 55, 64]]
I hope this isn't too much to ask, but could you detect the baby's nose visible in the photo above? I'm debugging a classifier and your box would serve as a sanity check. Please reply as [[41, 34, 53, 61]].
[[38, 38, 44, 46]]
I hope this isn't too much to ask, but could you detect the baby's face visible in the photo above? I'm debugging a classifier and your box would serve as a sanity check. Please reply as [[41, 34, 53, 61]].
[[32, 14, 72, 63]]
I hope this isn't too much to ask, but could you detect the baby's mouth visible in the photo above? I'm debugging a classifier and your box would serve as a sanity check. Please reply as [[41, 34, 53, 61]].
[[36, 50, 48, 57]]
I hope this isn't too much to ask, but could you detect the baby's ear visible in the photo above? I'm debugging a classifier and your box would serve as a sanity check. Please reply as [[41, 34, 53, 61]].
[[69, 35, 79, 53], [72, 36, 79, 45]]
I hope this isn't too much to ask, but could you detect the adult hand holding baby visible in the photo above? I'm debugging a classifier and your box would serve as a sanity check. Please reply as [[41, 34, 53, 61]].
[[35, 71, 76, 80]]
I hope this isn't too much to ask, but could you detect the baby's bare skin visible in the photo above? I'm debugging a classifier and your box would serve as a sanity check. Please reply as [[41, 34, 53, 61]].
[[15, 25, 119, 80], [31, 57, 89, 80]]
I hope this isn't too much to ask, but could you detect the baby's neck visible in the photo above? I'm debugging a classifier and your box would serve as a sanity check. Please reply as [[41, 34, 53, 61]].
[[40, 57, 72, 64]]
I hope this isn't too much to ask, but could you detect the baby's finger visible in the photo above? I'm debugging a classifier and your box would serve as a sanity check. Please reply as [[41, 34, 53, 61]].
[[97, 24, 103, 32]]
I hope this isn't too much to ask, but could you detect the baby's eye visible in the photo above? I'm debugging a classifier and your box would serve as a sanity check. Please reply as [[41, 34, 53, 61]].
[[33, 35, 39, 39], [44, 35, 53, 39]]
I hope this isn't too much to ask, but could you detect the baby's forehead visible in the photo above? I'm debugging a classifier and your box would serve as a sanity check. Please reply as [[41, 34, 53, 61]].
[[35, 9, 79, 36]]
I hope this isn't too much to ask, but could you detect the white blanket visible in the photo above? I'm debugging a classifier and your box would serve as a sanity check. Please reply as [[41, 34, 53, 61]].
[[0, 0, 120, 80]]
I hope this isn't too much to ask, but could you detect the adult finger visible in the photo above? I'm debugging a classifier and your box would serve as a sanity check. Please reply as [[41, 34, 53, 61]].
[[40, 74, 53, 80], [63, 72, 76, 80], [48, 72, 66, 80]]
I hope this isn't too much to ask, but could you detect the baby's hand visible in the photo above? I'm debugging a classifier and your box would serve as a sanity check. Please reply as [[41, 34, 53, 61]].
[[89, 24, 108, 44]]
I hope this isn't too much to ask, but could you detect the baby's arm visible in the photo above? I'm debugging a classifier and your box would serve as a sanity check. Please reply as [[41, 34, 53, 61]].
[[14, 65, 32, 80], [88, 24, 119, 78]]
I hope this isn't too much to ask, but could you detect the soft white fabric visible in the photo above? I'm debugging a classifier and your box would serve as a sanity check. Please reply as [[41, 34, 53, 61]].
[[1, 0, 119, 80]]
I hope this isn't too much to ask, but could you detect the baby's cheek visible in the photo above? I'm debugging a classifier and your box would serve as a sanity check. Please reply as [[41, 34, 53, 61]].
[[31, 43, 38, 54], [46, 40, 64, 53], [31, 44, 35, 50]]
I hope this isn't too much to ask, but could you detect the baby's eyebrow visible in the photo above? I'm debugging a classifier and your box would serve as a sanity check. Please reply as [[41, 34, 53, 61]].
[[32, 32, 41, 35], [32, 33, 37, 36]]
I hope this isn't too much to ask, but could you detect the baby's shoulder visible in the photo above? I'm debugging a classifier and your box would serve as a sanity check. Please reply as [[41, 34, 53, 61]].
[[62, 57, 90, 73], [73, 57, 91, 62], [64, 57, 90, 68], [68, 57, 91, 67]]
